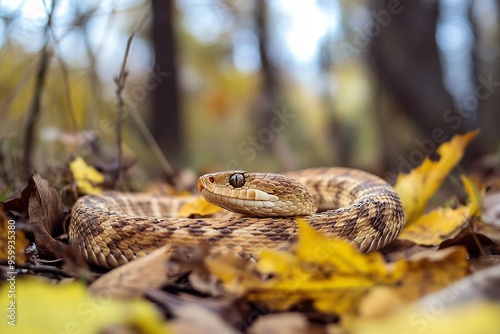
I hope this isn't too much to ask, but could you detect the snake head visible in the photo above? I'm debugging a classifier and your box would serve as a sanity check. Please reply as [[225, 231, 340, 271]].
[[198, 170, 317, 217]]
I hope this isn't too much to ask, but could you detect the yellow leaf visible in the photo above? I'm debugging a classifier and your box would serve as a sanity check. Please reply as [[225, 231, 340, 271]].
[[398, 175, 483, 246], [70, 156, 104, 194], [177, 196, 222, 217], [207, 219, 406, 315], [352, 302, 500, 334], [461, 175, 484, 217], [0, 278, 169, 333], [394, 130, 479, 224], [393, 247, 469, 301], [398, 207, 469, 246], [0, 212, 28, 265]]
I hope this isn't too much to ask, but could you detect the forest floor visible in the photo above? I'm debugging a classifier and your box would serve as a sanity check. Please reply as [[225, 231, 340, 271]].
[[1, 130, 500, 334]]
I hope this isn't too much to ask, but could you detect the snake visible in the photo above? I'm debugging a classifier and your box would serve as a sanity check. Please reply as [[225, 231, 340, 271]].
[[69, 168, 406, 269]]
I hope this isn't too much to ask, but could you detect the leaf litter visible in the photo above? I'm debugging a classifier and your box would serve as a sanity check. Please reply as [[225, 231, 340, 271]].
[[1, 130, 500, 333]]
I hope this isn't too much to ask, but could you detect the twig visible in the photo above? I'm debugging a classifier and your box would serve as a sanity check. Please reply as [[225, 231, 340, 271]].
[[129, 108, 174, 177], [0, 262, 71, 278], [467, 217, 487, 258], [21, 0, 56, 177], [113, 33, 135, 189]]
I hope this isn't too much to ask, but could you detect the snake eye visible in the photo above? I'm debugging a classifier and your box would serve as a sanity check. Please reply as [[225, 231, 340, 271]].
[[208, 176, 215, 183], [229, 173, 245, 188]]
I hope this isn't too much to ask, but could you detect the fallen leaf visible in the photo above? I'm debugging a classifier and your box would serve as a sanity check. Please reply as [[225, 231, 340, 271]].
[[394, 130, 479, 224], [0, 210, 29, 265], [352, 302, 500, 334], [394, 247, 469, 301], [398, 207, 469, 246], [207, 220, 406, 315], [353, 263, 500, 333], [90, 245, 173, 299], [461, 175, 484, 218], [0, 278, 169, 333], [358, 286, 407, 319], [416, 262, 500, 307], [438, 228, 496, 258], [2, 174, 67, 261], [398, 175, 483, 246], [169, 304, 240, 334], [28, 174, 68, 260], [177, 196, 222, 218], [70, 156, 105, 194], [483, 191, 500, 226], [146, 291, 246, 330], [248, 312, 310, 334]]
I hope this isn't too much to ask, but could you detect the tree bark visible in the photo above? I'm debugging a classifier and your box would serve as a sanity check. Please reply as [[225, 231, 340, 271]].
[[150, 0, 183, 166], [369, 0, 463, 168]]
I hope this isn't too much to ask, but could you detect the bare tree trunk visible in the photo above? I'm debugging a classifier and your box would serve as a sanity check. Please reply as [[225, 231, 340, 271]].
[[150, 0, 183, 166], [474, 0, 500, 160], [255, 1, 276, 130], [369, 0, 459, 169], [21, 1, 55, 177], [319, 37, 351, 166], [255, 1, 297, 170]]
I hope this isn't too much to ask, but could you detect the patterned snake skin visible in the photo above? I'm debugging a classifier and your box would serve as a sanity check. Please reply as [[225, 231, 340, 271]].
[[69, 168, 406, 269]]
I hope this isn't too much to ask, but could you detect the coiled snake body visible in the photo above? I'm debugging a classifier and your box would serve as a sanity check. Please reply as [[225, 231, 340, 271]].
[[70, 168, 405, 269]]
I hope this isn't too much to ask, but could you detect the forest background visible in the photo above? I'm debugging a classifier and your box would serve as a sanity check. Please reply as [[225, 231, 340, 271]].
[[0, 0, 498, 192]]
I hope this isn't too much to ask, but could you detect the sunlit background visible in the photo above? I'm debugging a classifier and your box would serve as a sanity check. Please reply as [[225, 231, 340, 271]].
[[0, 0, 498, 186]]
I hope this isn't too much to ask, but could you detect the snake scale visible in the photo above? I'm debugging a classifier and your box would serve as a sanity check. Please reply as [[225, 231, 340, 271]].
[[69, 168, 406, 269]]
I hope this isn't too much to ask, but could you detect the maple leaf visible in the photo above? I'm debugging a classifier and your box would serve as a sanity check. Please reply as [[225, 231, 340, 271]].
[[394, 130, 479, 224], [398, 175, 484, 246], [207, 219, 406, 315]]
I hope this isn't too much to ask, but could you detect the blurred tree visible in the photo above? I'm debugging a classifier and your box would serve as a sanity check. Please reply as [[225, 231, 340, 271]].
[[369, 0, 461, 167], [318, 1, 351, 167], [150, 0, 183, 167], [255, 1, 297, 170], [475, 0, 500, 160], [255, 0, 276, 130]]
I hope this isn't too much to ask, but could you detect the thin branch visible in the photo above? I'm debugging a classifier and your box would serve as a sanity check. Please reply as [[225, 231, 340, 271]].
[[113, 33, 135, 189], [21, 0, 57, 176], [129, 108, 174, 177]]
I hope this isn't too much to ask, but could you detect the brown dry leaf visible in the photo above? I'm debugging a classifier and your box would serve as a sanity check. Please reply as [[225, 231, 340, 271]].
[[169, 304, 240, 334], [394, 130, 479, 224], [0, 210, 29, 265], [248, 313, 311, 334], [27, 173, 67, 260], [70, 156, 104, 194], [146, 291, 245, 329], [90, 245, 173, 299], [176, 196, 222, 218], [483, 191, 500, 226], [3, 173, 67, 260], [473, 221, 500, 245], [439, 228, 497, 259]]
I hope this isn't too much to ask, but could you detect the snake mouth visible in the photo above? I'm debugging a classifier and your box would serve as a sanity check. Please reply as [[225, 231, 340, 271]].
[[197, 180, 204, 193]]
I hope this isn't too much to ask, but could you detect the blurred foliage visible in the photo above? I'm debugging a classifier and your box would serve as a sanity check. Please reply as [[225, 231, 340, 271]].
[[0, 0, 498, 188]]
